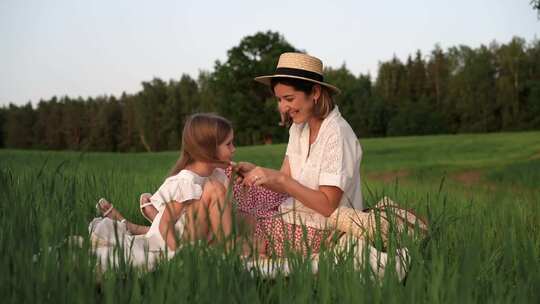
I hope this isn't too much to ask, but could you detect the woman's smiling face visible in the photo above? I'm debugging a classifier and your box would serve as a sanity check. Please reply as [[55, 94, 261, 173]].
[[274, 83, 317, 124]]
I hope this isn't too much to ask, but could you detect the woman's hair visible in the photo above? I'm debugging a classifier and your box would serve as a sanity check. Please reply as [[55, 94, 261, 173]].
[[270, 77, 335, 126], [169, 113, 232, 176]]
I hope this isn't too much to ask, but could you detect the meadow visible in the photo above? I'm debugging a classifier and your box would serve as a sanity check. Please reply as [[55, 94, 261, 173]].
[[1, 131, 539, 303]]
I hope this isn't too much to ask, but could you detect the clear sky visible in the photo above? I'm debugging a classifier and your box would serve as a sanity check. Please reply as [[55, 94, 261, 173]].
[[1, 0, 538, 106]]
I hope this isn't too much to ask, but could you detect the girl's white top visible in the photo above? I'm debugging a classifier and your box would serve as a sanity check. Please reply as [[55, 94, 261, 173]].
[[279, 106, 363, 229], [149, 168, 228, 211]]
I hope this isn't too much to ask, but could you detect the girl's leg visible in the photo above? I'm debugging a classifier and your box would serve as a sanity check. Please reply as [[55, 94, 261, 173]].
[[182, 179, 231, 243], [97, 199, 150, 235], [236, 212, 267, 256], [237, 211, 257, 235], [183, 195, 210, 241], [205, 179, 232, 241], [158, 202, 185, 251], [157, 180, 232, 251]]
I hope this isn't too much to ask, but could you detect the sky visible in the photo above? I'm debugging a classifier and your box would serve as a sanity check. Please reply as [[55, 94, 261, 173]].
[[1, 0, 538, 106]]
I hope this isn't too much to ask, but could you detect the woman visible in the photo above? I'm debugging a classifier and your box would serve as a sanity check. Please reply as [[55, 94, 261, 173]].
[[235, 52, 364, 256]]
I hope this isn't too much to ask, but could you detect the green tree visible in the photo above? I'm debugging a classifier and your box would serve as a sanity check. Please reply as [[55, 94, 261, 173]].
[[447, 45, 498, 132], [5, 103, 35, 148], [0, 106, 6, 147], [135, 78, 169, 151], [375, 56, 408, 106], [407, 50, 428, 102], [210, 31, 297, 145], [198, 71, 218, 112], [118, 93, 143, 152], [33, 99, 52, 149], [494, 37, 527, 129], [532, 0, 540, 15], [387, 96, 447, 136], [87, 96, 123, 151], [522, 38, 540, 128], [61, 97, 88, 150], [426, 45, 450, 107], [162, 74, 200, 150], [366, 96, 389, 136], [325, 65, 373, 137], [33, 97, 65, 149]]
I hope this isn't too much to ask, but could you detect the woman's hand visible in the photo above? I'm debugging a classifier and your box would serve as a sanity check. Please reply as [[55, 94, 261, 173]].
[[232, 161, 256, 174], [242, 166, 285, 188], [231, 161, 256, 183]]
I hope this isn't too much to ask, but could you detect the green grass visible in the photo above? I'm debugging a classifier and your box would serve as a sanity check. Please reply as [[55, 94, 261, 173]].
[[1, 131, 540, 303]]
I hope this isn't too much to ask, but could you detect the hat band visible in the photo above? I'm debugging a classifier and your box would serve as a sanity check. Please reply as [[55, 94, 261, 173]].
[[275, 67, 323, 82]]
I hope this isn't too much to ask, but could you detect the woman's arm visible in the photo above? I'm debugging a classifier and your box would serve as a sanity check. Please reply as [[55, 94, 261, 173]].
[[236, 156, 341, 217], [242, 166, 342, 217], [235, 155, 290, 179], [280, 156, 291, 177], [281, 175, 342, 217]]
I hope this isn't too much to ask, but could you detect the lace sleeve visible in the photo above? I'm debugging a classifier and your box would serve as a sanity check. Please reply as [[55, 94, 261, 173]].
[[319, 132, 348, 190], [159, 178, 203, 204], [212, 168, 229, 187]]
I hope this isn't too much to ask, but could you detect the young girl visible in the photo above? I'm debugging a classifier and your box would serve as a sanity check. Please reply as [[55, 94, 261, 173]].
[[91, 113, 235, 269]]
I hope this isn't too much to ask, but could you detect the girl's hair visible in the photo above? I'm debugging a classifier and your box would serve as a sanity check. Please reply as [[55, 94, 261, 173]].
[[169, 113, 233, 176], [270, 77, 335, 126]]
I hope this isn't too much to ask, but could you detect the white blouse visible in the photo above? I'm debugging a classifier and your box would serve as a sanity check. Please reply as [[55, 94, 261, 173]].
[[149, 168, 228, 211], [279, 106, 363, 229]]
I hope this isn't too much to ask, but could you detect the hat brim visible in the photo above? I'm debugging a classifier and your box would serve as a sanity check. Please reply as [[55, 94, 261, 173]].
[[254, 74, 341, 95]]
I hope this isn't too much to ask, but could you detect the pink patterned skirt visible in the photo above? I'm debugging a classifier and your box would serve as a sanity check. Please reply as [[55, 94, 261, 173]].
[[227, 168, 327, 256]]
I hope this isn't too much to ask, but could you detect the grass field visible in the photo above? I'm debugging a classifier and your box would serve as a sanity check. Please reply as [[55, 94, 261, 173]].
[[1, 131, 539, 303]]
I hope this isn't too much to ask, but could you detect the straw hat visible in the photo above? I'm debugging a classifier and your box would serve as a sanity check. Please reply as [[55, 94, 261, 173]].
[[254, 52, 341, 94]]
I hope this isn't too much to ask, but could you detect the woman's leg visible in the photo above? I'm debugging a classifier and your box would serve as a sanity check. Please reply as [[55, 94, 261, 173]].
[[256, 217, 326, 257]]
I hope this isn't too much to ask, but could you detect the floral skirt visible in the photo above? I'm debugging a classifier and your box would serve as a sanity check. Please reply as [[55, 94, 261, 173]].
[[231, 175, 327, 256]]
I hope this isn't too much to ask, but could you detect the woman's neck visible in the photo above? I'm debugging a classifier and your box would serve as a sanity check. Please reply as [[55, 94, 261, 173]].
[[307, 116, 323, 143], [185, 161, 215, 177]]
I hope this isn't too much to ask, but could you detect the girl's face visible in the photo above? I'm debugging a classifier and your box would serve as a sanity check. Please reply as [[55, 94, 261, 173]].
[[216, 130, 235, 167], [274, 83, 319, 124]]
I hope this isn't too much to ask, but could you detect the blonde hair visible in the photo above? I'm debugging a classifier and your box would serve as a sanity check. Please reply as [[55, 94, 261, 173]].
[[312, 87, 334, 119], [169, 113, 232, 176]]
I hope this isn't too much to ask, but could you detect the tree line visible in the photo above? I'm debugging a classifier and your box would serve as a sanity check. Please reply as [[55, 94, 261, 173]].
[[1, 31, 539, 151]]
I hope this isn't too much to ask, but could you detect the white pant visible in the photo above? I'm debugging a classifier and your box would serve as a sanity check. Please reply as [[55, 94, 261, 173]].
[[89, 209, 186, 271]]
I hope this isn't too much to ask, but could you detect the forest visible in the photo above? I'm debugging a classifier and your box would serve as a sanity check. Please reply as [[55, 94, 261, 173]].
[[2, 31, 539, 151]]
